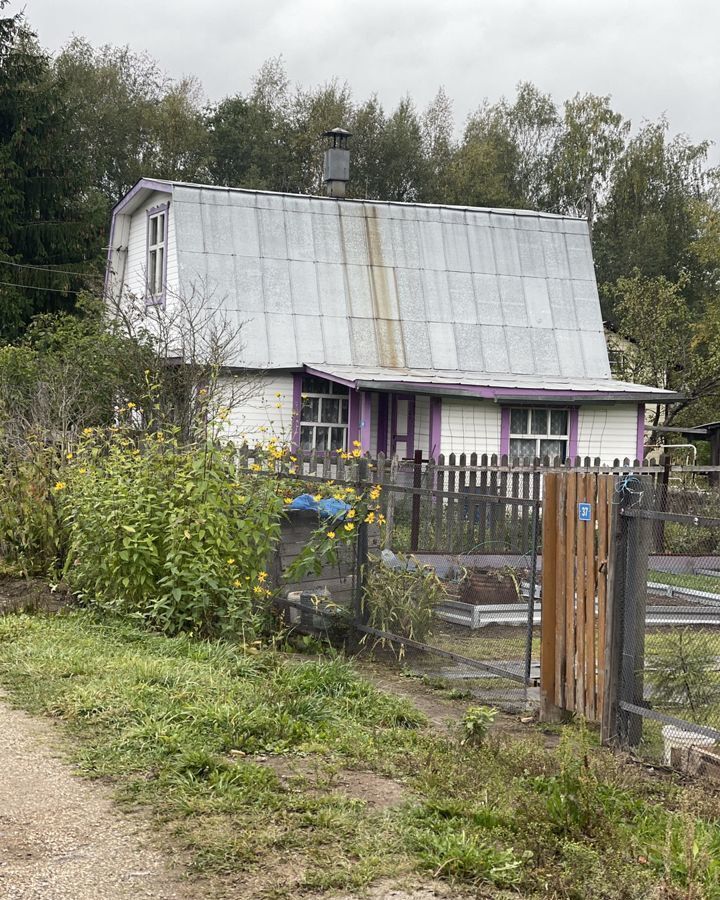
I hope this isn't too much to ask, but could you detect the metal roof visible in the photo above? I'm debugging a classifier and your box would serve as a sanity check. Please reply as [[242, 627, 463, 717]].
[[126, 178, 656, 393], [304, 364, 679, 402]]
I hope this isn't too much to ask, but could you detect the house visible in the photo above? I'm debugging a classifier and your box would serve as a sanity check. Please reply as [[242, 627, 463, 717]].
[[104, 134, 676, 464]]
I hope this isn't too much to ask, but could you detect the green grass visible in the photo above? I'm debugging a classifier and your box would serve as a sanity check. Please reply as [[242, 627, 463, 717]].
[[648, 569, 720, 594], [0, 610, 719, 899]]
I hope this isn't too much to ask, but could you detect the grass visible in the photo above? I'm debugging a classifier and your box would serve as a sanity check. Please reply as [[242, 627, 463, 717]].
[[648, 569, 720, 595], [0, 610, 720, 899]]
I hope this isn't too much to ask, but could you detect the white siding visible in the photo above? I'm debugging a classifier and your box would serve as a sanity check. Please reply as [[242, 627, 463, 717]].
[[220, 373, 294, 443], [576, 404, 638, 462], [124, 192, 179, 298], [440, 399, 501, 457], [414, 395, 430, 456], [369, 393, 379, 453]]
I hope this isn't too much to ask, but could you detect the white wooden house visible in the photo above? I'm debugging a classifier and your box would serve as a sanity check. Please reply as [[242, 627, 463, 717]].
[[105, 170, 675, 463]]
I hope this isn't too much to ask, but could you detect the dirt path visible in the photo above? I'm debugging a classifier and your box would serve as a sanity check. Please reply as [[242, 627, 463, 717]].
[[0, 698, 196, 900]]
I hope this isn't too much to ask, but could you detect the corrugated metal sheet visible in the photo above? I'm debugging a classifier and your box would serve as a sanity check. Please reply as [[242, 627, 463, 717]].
[[170, 183, 612, 381]]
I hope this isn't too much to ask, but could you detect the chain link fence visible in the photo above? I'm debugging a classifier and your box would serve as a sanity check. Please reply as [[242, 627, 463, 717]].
[[613, 478, 720, 769]]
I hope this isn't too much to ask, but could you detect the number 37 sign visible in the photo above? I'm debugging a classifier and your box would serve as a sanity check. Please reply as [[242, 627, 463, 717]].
[[578, 502, 592, 521]]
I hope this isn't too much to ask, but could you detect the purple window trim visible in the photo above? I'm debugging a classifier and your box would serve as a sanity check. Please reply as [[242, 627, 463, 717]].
[[359, 392, 372, 453], [145, 202, 170, 307], [636, 404, 646, 461], [568, 408, 579, 460], [303, 366, 356, 389], [291, 373, 303, 449], [376, 393, 389, 456], [500, 407, 511, 456], [429, 396, 442, 460]]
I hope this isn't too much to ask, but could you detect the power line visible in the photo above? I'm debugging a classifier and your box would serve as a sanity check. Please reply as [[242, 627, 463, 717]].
[[0, 280, 86, 295], [0, 258, 98, 277]]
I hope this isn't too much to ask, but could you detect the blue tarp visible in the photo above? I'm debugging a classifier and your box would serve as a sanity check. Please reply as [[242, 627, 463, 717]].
[[287, 494, 351, 520]]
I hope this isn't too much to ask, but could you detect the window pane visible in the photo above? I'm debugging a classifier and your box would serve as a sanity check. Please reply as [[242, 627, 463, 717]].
[[149, 216, 157, 245], [157, 213, 165, 242], [510, 409, 527, 434], [156, 247, 164, 292], [550, 410, 568, 436], [323, 397, 340, 424], [315, 427, 328, 450], [509, 438, 536, 460], [300, 425, 314, 450], [302, 376, 330, 394], [148, 250, 156, 294], [340, 399, 349, 423], [530, 409, 548, 435], [301, 396, 319, 422], [330, 427, 346, 450], [540, 439, 566, 462]]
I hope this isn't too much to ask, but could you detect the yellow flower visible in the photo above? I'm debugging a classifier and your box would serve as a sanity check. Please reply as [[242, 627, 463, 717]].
[[127, 401, 136, 409], [275, 403, 282, 409], [258, 571, 268, 582], [284, 497, 293, 504], [184, 529, 191, 539], [344, 522, 355, 532], [347, 509, 356, 518], [253, 585, 264, 595], [82, 427, 93, 435], [352, 449, 361, 458], [251, 463, 262, 472], [369, 486, 382, 500], [313, 494, 322, 502], [353, 440, 361, 447], [66, 452, 73, 460], [289, 455, 297, 462], [78, 467, 87, 475], [198, 388, 208, 396], [275, 392, 282, 398], [326, 531, 336, 539], [233, 579, 242, 588], [364, 511, 376, 524], [378, 514, 386, 525], [227, 558, 236, 565], [53, 481, 66, 491]]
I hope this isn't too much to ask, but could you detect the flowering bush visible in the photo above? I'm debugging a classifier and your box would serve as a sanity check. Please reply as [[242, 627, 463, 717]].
[[61, 418, 284, 638]]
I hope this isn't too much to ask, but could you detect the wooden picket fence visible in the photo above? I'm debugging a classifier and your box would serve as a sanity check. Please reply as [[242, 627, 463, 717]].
[[540, 472, 615, 723]]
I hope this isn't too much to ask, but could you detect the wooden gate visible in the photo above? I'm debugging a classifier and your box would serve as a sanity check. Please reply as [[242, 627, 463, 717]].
[[540, 472, 615, 722]]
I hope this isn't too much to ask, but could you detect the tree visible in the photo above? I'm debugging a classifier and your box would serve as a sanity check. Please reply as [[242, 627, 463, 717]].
[[0, 13, 103, 340]]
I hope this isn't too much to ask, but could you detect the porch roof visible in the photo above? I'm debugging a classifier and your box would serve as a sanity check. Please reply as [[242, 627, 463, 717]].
[[303, 364, 680, 404]]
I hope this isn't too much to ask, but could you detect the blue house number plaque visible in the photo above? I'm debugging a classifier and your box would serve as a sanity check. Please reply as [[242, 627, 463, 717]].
[[578, 502, 592, 521]]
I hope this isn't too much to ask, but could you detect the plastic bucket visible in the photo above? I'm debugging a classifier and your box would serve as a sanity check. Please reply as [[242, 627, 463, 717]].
[[661, 725, 716, 765]]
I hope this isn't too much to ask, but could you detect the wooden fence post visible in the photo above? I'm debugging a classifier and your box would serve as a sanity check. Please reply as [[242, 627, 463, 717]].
[[540, 473, 562, 721]]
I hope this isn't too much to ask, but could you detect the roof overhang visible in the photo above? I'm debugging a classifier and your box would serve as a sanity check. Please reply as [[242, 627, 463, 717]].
[[303, 364, 681, 405], [111, 178, 173, 217]]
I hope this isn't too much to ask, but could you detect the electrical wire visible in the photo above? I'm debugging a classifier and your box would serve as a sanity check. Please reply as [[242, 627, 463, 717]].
[[0, 280, 86, 295], [0, 259, 97, 277]]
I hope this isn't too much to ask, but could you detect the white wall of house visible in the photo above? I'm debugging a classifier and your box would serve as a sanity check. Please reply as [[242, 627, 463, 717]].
[[440, 398, 501, 458], [124, 192, 179, 299], [414, 395, 430, 456], [576, 404, 639, 462], [220, 373, 295, 443]]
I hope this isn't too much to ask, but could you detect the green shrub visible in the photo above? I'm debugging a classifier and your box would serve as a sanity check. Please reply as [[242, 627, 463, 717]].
[[460, 705, 497, 747], [647, 628, 720, 715], [61, 423, 283, 638], [362, 554, 445, 644]]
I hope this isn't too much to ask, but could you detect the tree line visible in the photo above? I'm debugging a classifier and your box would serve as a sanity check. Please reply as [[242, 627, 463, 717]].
[[1, 7, 720, 427]]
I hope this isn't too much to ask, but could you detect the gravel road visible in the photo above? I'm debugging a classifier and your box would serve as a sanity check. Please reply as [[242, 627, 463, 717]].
[[0, 698, 194, 900]]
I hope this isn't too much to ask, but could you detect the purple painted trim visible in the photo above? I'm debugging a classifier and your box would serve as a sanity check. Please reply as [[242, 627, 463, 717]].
[[636, 403, 646, 461], [303, 365, 356, 389], [291, 373, 303, 449], [568, 407, 579, 460], [376, 393, 389, 455], [145, 202, 170, 307], [500, 407, 510, 456], [406, 394, 416, 458], [348, 388, 361, 447], [112, 178, 173, 216], [359, 392, 372, 453], [429, 396, 442, 460]]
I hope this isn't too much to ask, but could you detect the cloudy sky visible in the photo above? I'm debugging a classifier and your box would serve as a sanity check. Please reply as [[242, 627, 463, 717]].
[[24, 0, 720, 154]]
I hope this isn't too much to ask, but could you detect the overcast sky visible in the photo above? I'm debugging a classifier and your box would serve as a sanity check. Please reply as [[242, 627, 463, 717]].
[[23, 0, 720, 157]]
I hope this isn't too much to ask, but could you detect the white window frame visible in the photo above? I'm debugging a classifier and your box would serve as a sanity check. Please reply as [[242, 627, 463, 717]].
[[146, 204, 168, 304], [508, 407, 569, 462], [299, 378, 349, 452]]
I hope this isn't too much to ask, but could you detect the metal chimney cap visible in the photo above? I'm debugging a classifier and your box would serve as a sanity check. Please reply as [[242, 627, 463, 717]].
[[322, 127, 352, 148]]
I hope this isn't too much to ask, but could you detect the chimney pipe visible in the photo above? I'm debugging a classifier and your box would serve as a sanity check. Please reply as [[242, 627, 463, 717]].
[[322, 127, 351, 198]]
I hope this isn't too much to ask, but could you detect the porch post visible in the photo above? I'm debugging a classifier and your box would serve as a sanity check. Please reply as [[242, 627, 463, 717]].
[[291, 372, 303, 449], [359, 392, 372, 454], [500, 407, 510, 456], [376, 393, 389, 456], [348, 388, 361, 448]]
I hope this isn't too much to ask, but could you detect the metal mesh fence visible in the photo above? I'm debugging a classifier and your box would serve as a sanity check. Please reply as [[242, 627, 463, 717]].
[[615, 479, 720, 768]]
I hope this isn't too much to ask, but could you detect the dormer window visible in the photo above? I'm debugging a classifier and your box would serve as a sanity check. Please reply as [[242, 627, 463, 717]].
[[146, 206, 167, 302]]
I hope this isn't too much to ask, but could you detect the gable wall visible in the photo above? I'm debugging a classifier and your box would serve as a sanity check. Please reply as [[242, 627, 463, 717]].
[[124, 191, 179, 299]]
